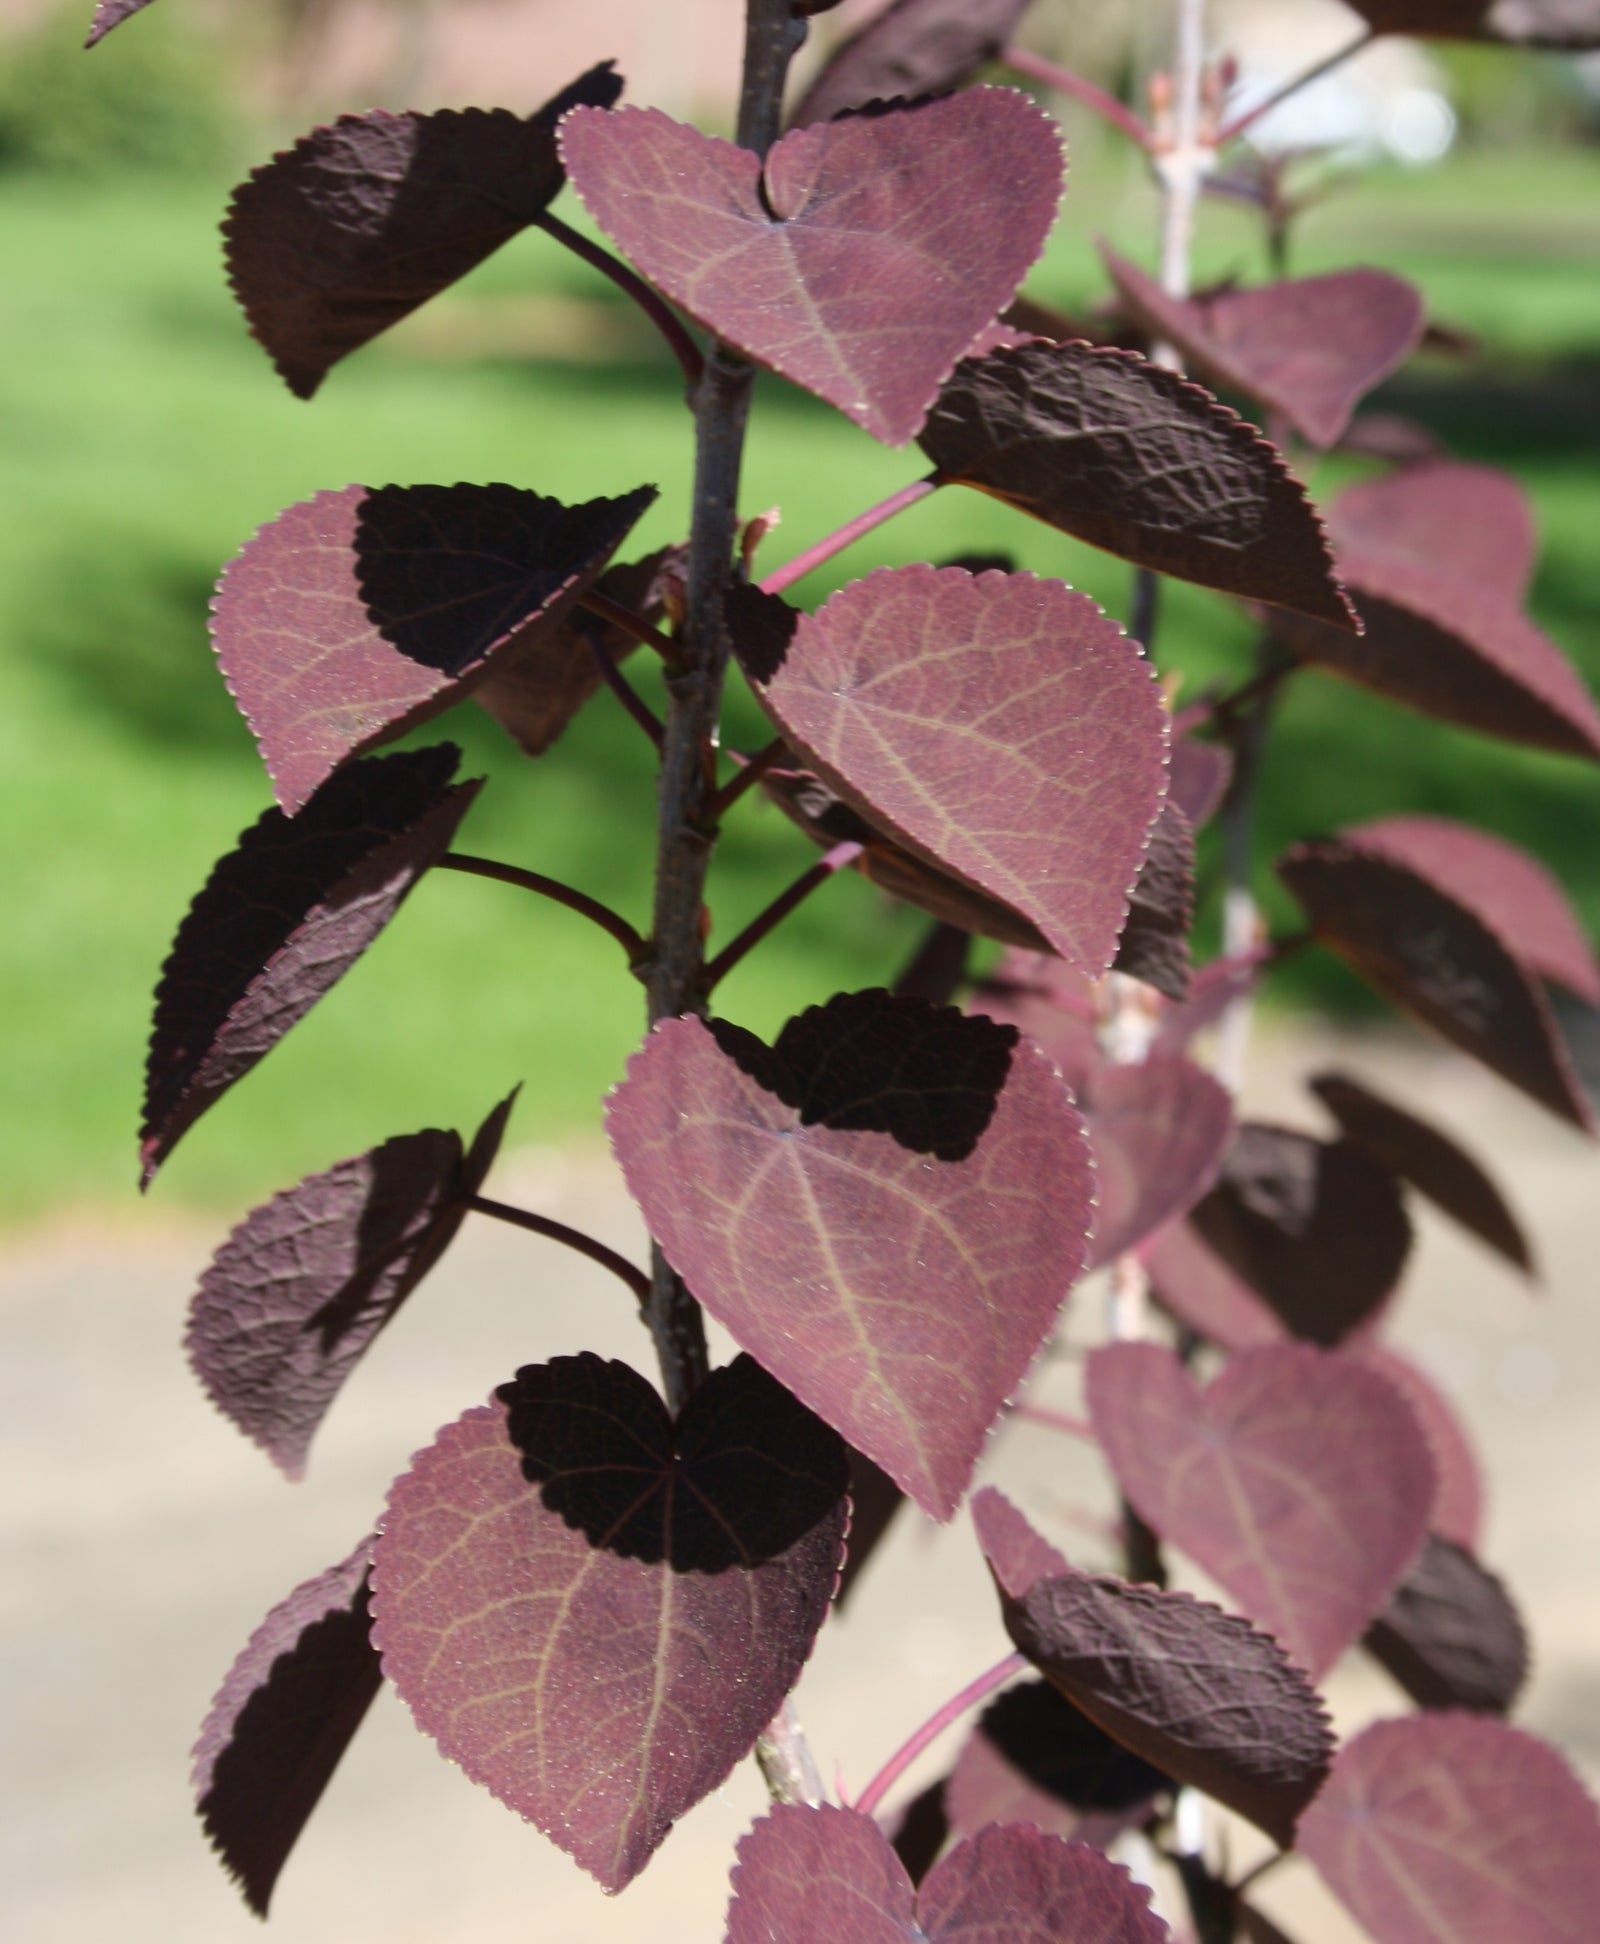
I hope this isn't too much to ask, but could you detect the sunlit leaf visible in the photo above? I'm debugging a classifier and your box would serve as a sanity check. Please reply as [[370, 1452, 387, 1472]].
[[789, 0, 1035, 125], [1364, 1535, 1529, 1716], [371, 1354, 847, 1893]]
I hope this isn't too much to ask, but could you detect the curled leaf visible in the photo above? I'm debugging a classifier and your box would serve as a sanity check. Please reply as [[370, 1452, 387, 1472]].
[[789, 0, 1035, 126]]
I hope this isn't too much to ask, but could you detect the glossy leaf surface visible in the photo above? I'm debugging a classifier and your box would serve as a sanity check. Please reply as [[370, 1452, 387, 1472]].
[[725, 1804, 1168, 1943], [919, 341, 1355, 624], [1103, 251, 1425, 448], [1279, 838, 1595, 1131], [193, 1539, 381, 1916], [738, 567, 1168, 978], [1347, 1, 1600, 48], [214, 482, 654, 814], [1310, 1070, 1534, 1274], [142, 747, 480, 1185], [224, 69, 623, 396], [1364, 1536, 1529, 1716], [1301, 1715, 1600, 1942], [609, 993, 1092, 1518], [372, 1354, 847, 1893], [187, 1094, 514, 1478], [790, 0, 1033, 125], [1087, 1342, 1435, 1676], [1186, 1122, 1412, 1345], [562, 93, 1062, 445]]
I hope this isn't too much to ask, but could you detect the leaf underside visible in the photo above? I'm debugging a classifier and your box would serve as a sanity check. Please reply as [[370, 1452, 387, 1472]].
[[788, 0, 1035, 126]]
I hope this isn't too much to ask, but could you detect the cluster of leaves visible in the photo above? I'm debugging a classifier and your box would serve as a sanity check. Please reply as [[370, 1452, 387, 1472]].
[[88, 0, 1600, 1939]]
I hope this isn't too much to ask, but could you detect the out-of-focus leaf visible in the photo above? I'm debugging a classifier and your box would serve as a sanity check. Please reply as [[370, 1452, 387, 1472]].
[[142, 747, 481, 1185], [789, 0, 1035, 125], [1087, 1341, 1435, 1676], [563, 91, 1061, 446], [608, 994, 1092, 1519], [1146, 1219, 1285, 1351], [1169, 736, 1232, 829], [1356, 1347, 1484, 1552], [371, 1354, 847, 1894], [1327, 462, 1537, 602], [1364, 1535, 1529, 1716], [1112, 800, 1194, 1003], [1347, 0, 1600, 48], [919, 340, 1356, 625], [193, 1539, 381, 1916]]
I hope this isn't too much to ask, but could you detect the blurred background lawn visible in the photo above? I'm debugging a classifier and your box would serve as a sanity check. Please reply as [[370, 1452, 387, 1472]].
[[2, 0, 1599, 1224]]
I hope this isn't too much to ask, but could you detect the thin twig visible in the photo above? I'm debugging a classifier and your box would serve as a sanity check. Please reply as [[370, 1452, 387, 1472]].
[[708, 736, 788, 821], [1172, 648, 1296, 736], [587, 635, 665, 748], [1217, 28, 1376, 146], [760, 476, 940, 596], [579, 586, 684, 664], [439, 853, 646, 963], [534, 210, 705, 392], [1001, 44, 1153, 150], [702, 841, 862, 992], [853, 1653, 1027, 1822], [466, 1195, 651, 1306]]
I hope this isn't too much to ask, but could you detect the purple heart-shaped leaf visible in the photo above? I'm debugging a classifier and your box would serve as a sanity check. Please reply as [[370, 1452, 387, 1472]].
[[213, 482, 654, 814], [1364, 1535, 1529, 1717], [562, 91, 1062, 445], [1310, 1070, 1534, 1275], [919, 340, 1356, 625], [737, 567, 1168, 979], [193, 1539, 382, 1917], [187, 1093, 515, 1479], [223, 68, 623, 396], [1279, 836, 1596, 1132], [1074, 1051, 1233, 1269], [142, 746, 481, 1186], [1186, 1122, 1413, 1345], [608, 992, 1092, 1518], [85, 0, 154, 43], [1329, 461, 1538, 602], [371, 1353, 847, 1893], [1347, 0, 1600, 48], [1103, 250, 1425, 448], [725, 1804, 1169, 1943], [1355, 1347, 1483, 1553], [1147, 1220, 1285, 1352], [972, 1483, 1069, 1598], [1087, 1342, 1436, 1677], [789, 0, 1035, 126], [1300, 1715, 1600, 1942], [975, 1491, 1332, 1847]]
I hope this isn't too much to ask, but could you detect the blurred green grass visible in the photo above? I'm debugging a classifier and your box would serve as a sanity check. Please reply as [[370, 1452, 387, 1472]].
[[2, 135, 1599, 1223]]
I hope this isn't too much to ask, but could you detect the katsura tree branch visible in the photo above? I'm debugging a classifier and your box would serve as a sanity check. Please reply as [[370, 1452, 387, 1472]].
[[534, 210, 706, 391], [466, 1195, 651, 1306], [760, 475, 941, 596], [1001, 45, 1154, 151], [701, 840, 863, 993], [852, 1653, 1028, 1821], [439, 852, 646, 962], [587, 636, 665, 748], [578, 586, 685, 664], [1216, 27, 1376, 146], [707, 735, 788, 821]]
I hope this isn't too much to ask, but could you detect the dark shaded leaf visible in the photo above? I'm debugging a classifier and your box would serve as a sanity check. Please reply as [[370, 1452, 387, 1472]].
[[1301, 1715, 1600, 1942], [186, 1093, 515, 1478], [1146, 1220, 1285, 1351], [1279, 837, 1595, 1132], [947, 1679, 1170, 1849], [1187, 1122, 1412, 1345], [725, 1804, 1168, 1943], [976, 1491, 1331, 1848], [920, 340, 1356, 625], [789, 0, 1034, 125], [193, 1539, 382, 1916], [372, 1354, 847, 1894], [1113, 800, 1194, 1003], [224, 68, 623, 396], [1102, 250, 1425, 448], [737, 567, 1168, 979], [562, 92, 1062, 445], [86, 0, 155, 41], [1364, 1535, 1529, 1716], [142, 747, 481, 1185], [608, 993, 1093, 1519], [474, 544, 682, 757], [836, 1445, 907, 1607], [1347, 0, 1600, 49], [886, 1781, 951, 1887], [213, 482, 655, 814], [1356, 1347, 1483, 1553], [1087, 1342, 1435, 1677], [1310, 1070, 1534, 1275]]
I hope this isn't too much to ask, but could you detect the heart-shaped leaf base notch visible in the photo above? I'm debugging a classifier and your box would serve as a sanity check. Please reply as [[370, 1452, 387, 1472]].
[[213, 482, 655, 815], [1087, 1343, 1435, 1678], [725, 1804, 1169, 1944], [735, 567, 1168, 979], [187, 1091, 516, 1478], [562, 90, 1062, 445], [608, 992, 1092, 1519], [142, 746, 481, 1185], [371, 1354, 847, 1894], [789, 0, 1034, 126], [1102, 249, 1425, 449], [1347, 0, 1600, 49], [974, 1489, 1332, 1848], [224, 67, 624, 397], [1300, 1715, 1600, 1944], [194, 1539, 382, 1917]]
